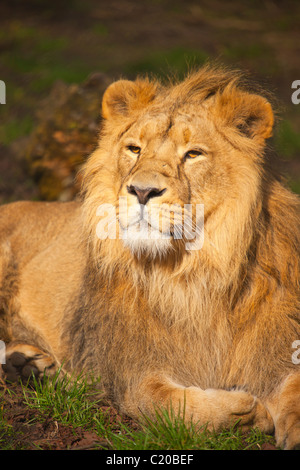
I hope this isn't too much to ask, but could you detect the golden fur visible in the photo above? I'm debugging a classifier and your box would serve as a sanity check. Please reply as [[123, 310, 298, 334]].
[[0, 65, 299, 449]]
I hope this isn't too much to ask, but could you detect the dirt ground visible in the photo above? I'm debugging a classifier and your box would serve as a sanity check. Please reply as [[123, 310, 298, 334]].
[[0, 381, 134, 450], [2, 387, 101, 450], [0, 0, 299, 450]]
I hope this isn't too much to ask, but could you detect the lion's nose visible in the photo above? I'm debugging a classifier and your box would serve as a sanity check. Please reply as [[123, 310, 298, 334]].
[[127, 185, 167, 205]]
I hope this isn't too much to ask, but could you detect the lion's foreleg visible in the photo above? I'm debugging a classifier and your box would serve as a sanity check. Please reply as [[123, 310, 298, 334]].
[[265, 372, 300, 450], [124, 374, 273, 433]]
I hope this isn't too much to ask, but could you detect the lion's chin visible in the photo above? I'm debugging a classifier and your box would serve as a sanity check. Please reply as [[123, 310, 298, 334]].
[[120, 221, 173, 258]]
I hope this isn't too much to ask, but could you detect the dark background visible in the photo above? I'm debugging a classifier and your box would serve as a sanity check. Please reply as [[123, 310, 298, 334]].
[[0, 0, 299, 203]]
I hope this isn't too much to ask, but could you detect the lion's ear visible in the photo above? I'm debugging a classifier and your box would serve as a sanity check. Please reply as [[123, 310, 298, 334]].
[[102, 79, 159, 120], [216, 88, 274, 142]]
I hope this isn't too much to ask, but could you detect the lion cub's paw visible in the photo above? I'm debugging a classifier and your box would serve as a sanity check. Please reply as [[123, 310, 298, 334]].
[[2, 343, 56, 383]]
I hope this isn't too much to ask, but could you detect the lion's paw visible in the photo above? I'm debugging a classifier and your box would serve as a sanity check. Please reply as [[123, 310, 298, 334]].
[[206, 389, 274, 434], [275, 414, 300, 450], [2, 343, 56, 383]]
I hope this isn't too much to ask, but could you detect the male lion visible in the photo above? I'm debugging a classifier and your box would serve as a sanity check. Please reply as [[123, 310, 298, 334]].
[[0, 66, 299, 449]]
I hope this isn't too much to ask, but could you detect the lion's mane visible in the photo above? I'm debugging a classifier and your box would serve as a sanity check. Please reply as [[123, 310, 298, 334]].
[[63, 66, 300, 402]]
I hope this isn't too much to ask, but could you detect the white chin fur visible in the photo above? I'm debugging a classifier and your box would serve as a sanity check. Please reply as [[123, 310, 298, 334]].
[[120, 220, 172, 257]]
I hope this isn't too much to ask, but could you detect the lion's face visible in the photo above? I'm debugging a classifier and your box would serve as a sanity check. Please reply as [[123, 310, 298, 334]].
[[85, 68, 274, 259], [115, 109, 222, 257]]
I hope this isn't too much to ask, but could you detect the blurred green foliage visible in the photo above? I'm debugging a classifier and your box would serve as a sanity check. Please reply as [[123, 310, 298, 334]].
[[124, 47, 209, 79], [0, 0, 299, 195], [0, 116, 34, 146], [274, 119, 300, 159]]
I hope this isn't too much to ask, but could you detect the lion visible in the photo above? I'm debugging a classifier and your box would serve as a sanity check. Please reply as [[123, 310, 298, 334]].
[[0, 65, 299, 449]]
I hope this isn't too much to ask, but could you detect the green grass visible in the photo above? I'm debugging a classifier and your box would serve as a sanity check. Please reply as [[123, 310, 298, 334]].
[[21, 369, 103, 428], [0, 405, 17, 450], [4, 371, 276, 450], [97, 405, 276, 451]]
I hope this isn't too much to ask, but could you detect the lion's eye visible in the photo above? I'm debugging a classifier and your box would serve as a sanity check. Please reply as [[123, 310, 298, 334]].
[[184, 150, 203, 160], [127, 145, 141, 156]]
